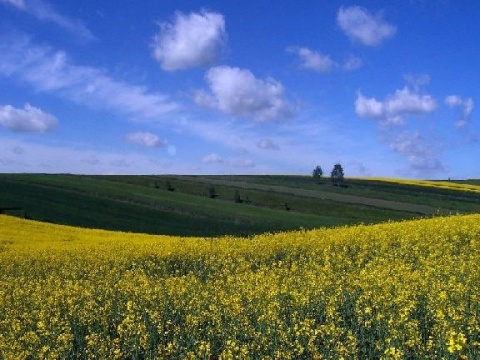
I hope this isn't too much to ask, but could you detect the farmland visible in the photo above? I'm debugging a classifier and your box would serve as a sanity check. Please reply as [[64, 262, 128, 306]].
[[1, 174, 480, 358], [1, 174, 480, 236], [1, 213, 479, 358]]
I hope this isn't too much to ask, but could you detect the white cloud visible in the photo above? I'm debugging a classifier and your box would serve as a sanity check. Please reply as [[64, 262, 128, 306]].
[[257, 138, 280, 150], [343, 55, 363, 71], [1, 0, 94, 40], [0, 0, 25, 9], [390, 130, 424, 154], [0, 103, 57, 132], [355, 86, 444, 176], [195, 66, 294, 121], [385, 87, 436, 116], [355, 87, 436, 125], [337, 6, 396, 46], [125, 132, 167, 148], [200, 152, 255, 170], [287, 46, 362, 73], [0, 138, 178, 174], [445, 95, 463, 107], [355, 93, 384, 119], [404, 73, 431, 91], [202, 153, 224, 164], [184, 114, 348, 175], [286, 46, 336, 73], [0, 35, 178, 121], [445, 95, 474, 128], [390, 131, 444, 173], [152, 10, 226, 71]]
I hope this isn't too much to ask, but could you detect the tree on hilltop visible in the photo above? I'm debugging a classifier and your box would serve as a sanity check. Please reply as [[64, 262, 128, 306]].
[[330, 163, 344, 186], [312, 165, 323, 184]]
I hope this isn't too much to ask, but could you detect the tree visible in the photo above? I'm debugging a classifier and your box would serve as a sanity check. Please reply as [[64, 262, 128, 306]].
[[165, 180, 175, 191], [312, 165, 323, 183], [330, 163, 344, 185], [234, 190, 242, 203], [209, 186, 217, 198]]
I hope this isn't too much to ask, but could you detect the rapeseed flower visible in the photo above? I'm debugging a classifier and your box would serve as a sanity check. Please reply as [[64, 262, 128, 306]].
[[0, 214, 479, 358]]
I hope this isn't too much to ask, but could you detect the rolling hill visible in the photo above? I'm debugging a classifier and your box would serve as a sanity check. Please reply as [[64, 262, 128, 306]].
[[1, 173, 479, 236]]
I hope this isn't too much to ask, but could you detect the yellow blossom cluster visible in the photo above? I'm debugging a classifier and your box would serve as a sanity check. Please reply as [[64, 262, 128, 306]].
[[1, 214, 479, 359]]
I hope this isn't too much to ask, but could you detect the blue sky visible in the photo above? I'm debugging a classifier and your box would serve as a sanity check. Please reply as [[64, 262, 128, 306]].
[[0, 0, 478, 179]]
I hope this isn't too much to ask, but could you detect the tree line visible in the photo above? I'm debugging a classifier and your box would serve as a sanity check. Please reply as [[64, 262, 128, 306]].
[[312, 163, 345, 186]]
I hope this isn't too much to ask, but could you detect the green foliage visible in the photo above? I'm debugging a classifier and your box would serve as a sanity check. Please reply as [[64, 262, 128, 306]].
[[331, 163, 345, 185], [312, 165, 323, 183]]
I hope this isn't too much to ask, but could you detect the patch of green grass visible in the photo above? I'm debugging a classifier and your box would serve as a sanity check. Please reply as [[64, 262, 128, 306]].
[[1, 174, 479, 236], [0, 175, 355, 236]]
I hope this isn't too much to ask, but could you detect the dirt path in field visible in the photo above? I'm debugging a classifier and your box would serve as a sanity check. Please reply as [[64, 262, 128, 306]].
[[176, 176, 451, 215]]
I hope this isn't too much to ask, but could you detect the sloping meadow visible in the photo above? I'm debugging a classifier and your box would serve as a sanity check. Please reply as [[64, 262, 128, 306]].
[[0, 214, 479, 359]]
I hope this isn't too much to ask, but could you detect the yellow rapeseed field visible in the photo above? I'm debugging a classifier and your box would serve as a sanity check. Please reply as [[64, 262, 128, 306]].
[[359, 177, 480, 194], [1, 214, 479, 359]]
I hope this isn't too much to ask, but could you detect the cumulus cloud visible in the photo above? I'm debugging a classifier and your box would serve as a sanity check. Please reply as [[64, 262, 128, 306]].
[[355, 93, 384, 119], [257, 138, 279, 150], [355, 87, 437, 126], [0, 103, 57, 132], [337, 6, 396, 46], [355, 86, 444, 175], [286, 46, 336, 73], [125, 132, 167, 148], [152, 10, 226, 71], [385, 87, 436, 116], [287, 46, 362, 73], [0, 35, 178, 121], [445, 95, 474, 128], [1, 0, 94, 40], [195, 66, 294, 121]]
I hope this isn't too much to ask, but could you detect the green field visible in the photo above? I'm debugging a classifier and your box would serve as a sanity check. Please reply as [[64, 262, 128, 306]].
[[1, 173, 479, 236]]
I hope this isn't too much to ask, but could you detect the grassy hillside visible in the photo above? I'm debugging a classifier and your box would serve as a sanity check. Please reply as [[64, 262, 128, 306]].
[[1, 173, 479, 236]]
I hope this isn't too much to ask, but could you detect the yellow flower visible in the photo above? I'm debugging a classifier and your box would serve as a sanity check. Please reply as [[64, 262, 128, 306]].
[[447, 330, 467, 353], [383, 346, 403, 360], [1, 213, 480, 358]]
